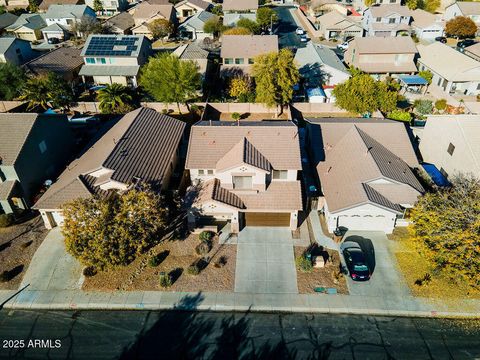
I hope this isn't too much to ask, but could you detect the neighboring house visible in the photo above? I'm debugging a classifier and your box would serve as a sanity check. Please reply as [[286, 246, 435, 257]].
[[104, 11, 135, 34], [344, 37, 418, 76], [0, 113, 75, 215], [34, 107, 187, 229], [23, 46, 83, 83], [294, 42, 350, 88], [411, 9, 445, 41], [222, 0, 258, 26], [307, 0, 349, 17], [178, 10, 217, 41], [0, 0, 28, 9], [417, 42, 480, 95], [172, 42, 209, 78], [174, 0, 211, 23], [464, 42, 480, 61], [363, 4, 411, 37], [131, 2, 177, 39], [39, 0, 83, 12], [79, 34, 152, 87], [0, 13, 18, 35], [45, 4, 96, 31], [445, 1, 480, 28], [315, 10, 364, 40], [220, 35, 278, 77], [41, 23, 69, 42], [306, 118, 424, 234], [0, 37, 36, 65], [419, 115, 480, 178], [185, 121, 302, 233], [84, 0, 128, 16], [5, 14, 47, 41]]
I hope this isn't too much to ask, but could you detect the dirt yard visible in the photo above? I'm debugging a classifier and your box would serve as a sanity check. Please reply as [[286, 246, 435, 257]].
[[0, 215, 49, 290], [83, 233, 237, 292], [294, 246, 349, 295], [219, 112, 289, 121]]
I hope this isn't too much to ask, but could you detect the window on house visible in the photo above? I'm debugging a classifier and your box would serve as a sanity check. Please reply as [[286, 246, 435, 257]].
[[207, 169, 214, 175], [38, 141, 47, 154], [198, 169, 205, 175], [248, 58, 254, 64], [235, 58, 244, 64], [376, 17, 382, 22], [272, 170, 288, 180], [224, 58, 234, 64], [388, 18, 396, 24], [86, 57, 96, 64], [96, 58, 107, 64], [447, 143, 455, 155], [232, 176, 252, 189]]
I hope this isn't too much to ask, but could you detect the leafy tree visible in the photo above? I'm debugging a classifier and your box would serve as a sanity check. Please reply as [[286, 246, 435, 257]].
[[0, 63, 26, 100], [229, 76, 254, 102], [93, 0, 103, 12], [406, 0, 417, 9], [364, 0, 376, 6], [223, 27, 252, 35], [414, 99, 433, 115], [409, 174, 480, 289], [256, 7, 278, 31], [332, 70, 397, 115], [140, 53, 201, 113], [27, 0, 39, 12], [0, 5, 6, 14], [97, 83, 134, 114], [148, 18, 174, 39], [203, 16, 223, 38], [435, 99, 447, 111], [237, 17, 260, 34], [211, 4, 223, 16], [63, 188, 169, 269], [19, 73, 73, 110], [418, 70, 433, 85], [252, 49, 299, 115], [387, 109, 412, 122], [71, 15, 110, 39], [445, 16, 477, 38]]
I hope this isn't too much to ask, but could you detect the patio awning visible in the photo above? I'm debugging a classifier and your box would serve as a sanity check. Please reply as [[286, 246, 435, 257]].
[[398, 75, 428, 86]]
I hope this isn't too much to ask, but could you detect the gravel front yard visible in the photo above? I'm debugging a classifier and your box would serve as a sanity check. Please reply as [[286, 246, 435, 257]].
[[83, 233, 237, 292], [0, 215, 49, 290], [294, 246, 349, 295]]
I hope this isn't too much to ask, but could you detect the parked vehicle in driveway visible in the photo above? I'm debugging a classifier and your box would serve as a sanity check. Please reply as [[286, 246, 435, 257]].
[[337, 41, 349, 51], [457, 39, 476, 51], [300, 34, 309, 42], [435, 36, 447, 44], [342, 241, 371, 281], [296, 27, 305, 35]]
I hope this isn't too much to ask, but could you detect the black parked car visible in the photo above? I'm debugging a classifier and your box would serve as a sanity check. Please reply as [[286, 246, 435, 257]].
[[457, 39, 476, 51], [342, 242, 371, 281], [435, 36, 447, 44]]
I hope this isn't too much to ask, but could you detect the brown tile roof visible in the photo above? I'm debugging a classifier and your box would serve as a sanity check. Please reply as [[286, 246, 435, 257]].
[[353, 36, 417, 54], [368, 4, 411, 17], [307, 118, 423, 213], [193, 178, 245, 209], [220, 35, 278, 59], [0, 114, 42, 165], [34, 107, 186, 210], [132, 3, 175, 21], [176, 0, 211, 10], [186, 121, 301, 171], [239, 181, 302, 211], [23, 46, 83, 77], [216, 137, 271, 172], [105, 12, 135, 31], [39, 0, 81, 11], [223, 0, 258, 11], [0, 180, 18, 200]]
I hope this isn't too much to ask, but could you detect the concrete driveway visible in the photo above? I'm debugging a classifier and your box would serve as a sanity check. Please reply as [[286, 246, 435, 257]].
[[20, 228, 83, 291], [341, 231, 410, 298], [234, 227, 298, 294]]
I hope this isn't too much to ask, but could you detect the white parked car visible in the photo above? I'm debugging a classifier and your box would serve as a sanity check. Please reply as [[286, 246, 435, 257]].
[[300, 34, 309, 42], [296, 27, 305, 35], [337, 41, 349, 51]]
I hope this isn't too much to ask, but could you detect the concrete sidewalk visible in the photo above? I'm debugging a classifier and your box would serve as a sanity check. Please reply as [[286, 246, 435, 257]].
[[1, 289, 479, 318]]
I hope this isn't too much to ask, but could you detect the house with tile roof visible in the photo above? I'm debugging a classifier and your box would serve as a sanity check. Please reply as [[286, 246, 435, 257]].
[[105, 11, 135, 34], [315, 10, 364, 40], [0, 13, 18, 35], [344, 36, 418, 76], [84, 0, 128, 16], [6, 14, 47, 41], [306, 118, 424, 233], [178, 10, 217, 40], [445, 1, 480, 30], [411, 9, 444, 41], [0, 113, 74, 215], [172, 42, 209, 77], [185, 121, 303, 233], [0, 37, 36, 65], [131, 2, 177, 39], [174, 0, 211, 23], [34, 107, 186, 229], [38, 0, 83, 12], [363, 4, 411, 37], [222, 0, 258, 26]]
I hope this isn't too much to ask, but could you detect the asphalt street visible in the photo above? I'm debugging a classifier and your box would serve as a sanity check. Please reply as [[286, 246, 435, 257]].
[[0, 307, 479, 359], [274, 6, 306, 50]]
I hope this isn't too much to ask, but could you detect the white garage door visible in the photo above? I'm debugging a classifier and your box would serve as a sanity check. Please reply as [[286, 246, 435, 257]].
[[338, 215, 393, 232]]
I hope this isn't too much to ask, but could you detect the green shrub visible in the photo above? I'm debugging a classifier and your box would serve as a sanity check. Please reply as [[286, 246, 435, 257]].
[[435, 99, 447, 111], [149, 255, 161, 267], [187, 262, 200, 275], [199, 231, 214, 242], [195, 241, 212, 256], [414, 99, 433, 115], [387, 109, 412, 122], [232, 112, 240, 120], [159, 272, 172, 288], [295, 255, 313, 273], [0, 213, 14, 228], [83, 266, 97, 277]]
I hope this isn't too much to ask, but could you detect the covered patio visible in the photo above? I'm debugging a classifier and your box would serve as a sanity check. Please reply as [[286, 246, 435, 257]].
[[398, 75, 428, 95]]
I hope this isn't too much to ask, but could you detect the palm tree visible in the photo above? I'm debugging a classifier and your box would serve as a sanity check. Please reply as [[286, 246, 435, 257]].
[[97, 83, 133, 114], [18, 76, 51, 110]]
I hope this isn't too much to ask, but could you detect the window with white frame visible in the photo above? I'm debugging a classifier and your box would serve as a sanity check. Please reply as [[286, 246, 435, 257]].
[[232, 176, 252, 189], [272, 170, 288, 180]]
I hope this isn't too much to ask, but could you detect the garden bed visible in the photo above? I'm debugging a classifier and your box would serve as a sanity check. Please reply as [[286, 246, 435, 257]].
[[0, 215, 49, 290], [82, 233, 236, 292], [294, 246, 349, 295]]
